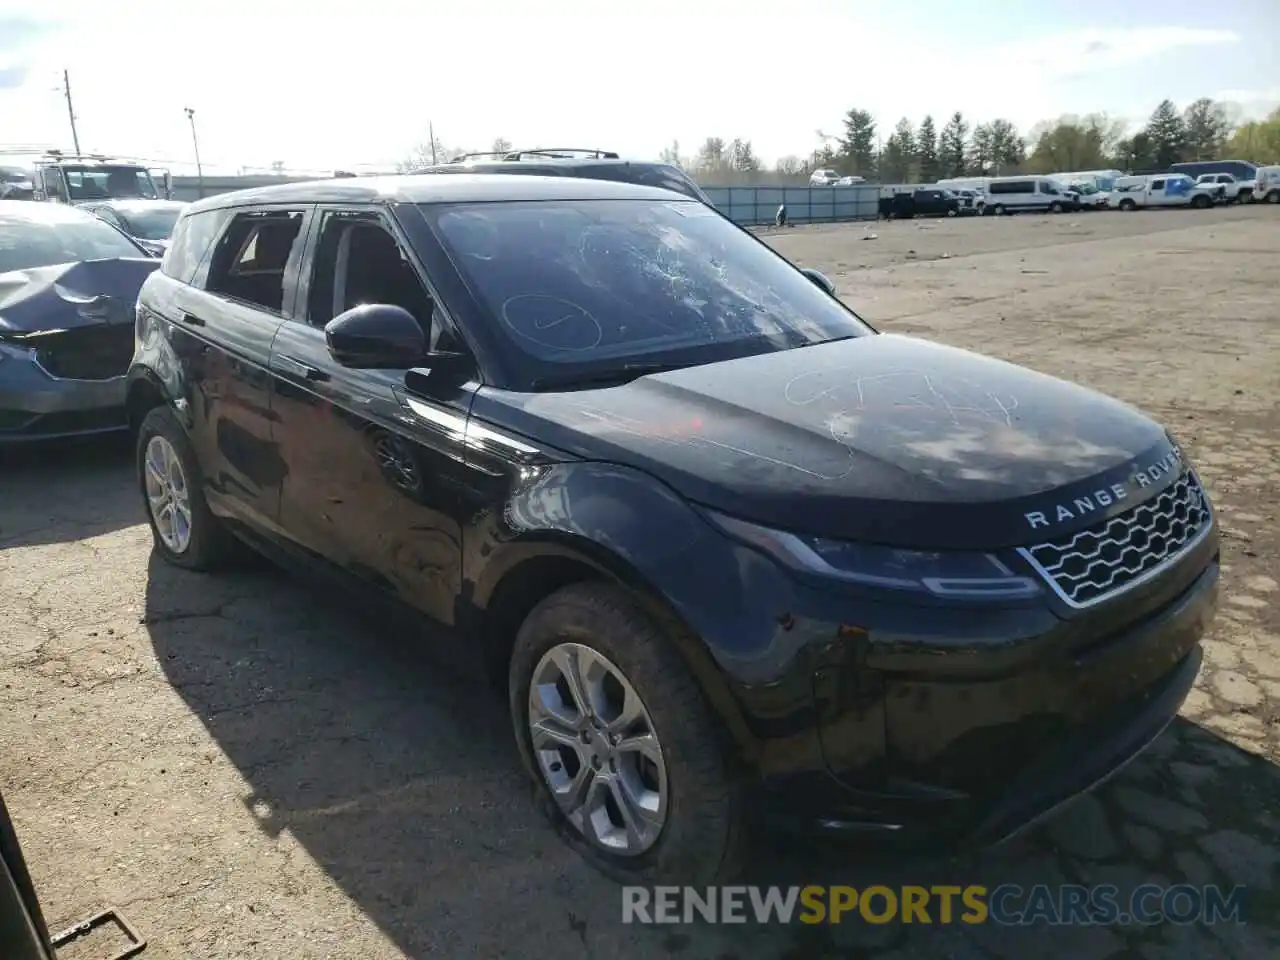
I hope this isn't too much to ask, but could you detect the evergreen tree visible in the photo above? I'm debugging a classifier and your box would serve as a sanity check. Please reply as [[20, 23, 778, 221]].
[[916, 115, 939, 182], [1145, 100, 1188, 168], [839, 109, 878, 177], [939, 111, 969, 177]]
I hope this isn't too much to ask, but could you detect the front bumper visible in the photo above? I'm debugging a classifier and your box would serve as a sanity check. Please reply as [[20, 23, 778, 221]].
[[730, 519, 1218, 846], [0, 352, 128, 443]]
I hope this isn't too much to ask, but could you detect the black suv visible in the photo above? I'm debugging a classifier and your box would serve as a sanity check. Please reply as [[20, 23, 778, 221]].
[[127, 173, 1218, 883], [413, 147, 714, 205]]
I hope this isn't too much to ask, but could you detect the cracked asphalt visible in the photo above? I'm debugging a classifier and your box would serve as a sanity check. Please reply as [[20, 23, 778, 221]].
[[2, 206, 1278, 959]]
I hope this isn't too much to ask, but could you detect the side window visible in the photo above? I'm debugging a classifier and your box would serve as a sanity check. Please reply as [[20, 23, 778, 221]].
[[305, 212, 438, 342], [1151, 179, 1166, 190], [204, 210, 306, 313], [40, 168, 69, 202], [162, 208, 231, 285]]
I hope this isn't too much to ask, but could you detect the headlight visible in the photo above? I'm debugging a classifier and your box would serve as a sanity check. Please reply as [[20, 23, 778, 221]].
[[706, 510, 1041, 601]]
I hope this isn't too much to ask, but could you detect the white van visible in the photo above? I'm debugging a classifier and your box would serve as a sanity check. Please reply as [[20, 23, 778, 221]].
[[1254, 166, 1280, 203], [982, 176, 1073, 215]]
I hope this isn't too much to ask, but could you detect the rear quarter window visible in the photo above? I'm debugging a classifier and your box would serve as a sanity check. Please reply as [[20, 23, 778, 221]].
[[161, 208, 232, 285]]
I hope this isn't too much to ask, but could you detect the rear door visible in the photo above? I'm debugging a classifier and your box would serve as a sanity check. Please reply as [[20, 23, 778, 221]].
[[267, 205, 478, 625], [153, 204, 312, 530]]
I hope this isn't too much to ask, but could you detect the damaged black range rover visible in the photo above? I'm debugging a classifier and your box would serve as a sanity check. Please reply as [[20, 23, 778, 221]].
[[127, 175, 1218, 883]]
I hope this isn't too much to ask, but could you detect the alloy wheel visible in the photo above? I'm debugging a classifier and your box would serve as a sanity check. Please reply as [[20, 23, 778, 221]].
[[143, 435, 193, 554], [527, 642, 668, 856]]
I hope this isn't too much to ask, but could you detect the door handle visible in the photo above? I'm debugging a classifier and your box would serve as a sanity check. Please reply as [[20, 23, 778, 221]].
[[179, 312, 205, 326], [271, 354, 328, 382]]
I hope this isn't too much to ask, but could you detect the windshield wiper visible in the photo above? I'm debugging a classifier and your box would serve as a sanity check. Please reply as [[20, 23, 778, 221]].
[[531, 361, 698, 391]]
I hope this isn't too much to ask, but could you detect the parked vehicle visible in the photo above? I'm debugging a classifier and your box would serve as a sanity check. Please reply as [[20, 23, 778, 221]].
[[79, 199, 190, 256], [1051, 169, 1124, 192], [0, 166, 35, 201], [417, 147, 713, 206], [880, 187, 963, 218], [953, 188, 985, 215], [26, 151, 172, 205], [982, 177, 1074, 215], [809, 168, 841, 185], [128, 173, 1217, 884], [1253, 165, 1280, 203], [0, 201, 158, 443], [1195, 173, 1254, 203], [1170, 159, 1258, 182], [0, 789, 56, 960], [834, 176, 866, 186], [1113, 174, 1220, 210], [1056, 179, 1110, 210]]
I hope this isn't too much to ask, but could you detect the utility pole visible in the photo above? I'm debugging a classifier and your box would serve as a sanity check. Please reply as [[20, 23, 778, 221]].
[[428, 121, 437, 164], [62, 69, 81, 155], [184, 107, 204, 199]]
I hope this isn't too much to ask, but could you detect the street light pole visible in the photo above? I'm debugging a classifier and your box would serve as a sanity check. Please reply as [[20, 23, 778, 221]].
[[184, 107, 204, 199]]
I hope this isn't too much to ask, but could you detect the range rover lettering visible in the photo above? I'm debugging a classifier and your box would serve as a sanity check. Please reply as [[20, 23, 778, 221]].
[[127, 174, 1219, 884]]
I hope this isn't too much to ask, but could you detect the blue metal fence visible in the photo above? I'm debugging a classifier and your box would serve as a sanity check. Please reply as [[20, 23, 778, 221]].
[[702, 185, 880, 225], [170, 176, 884, 227]]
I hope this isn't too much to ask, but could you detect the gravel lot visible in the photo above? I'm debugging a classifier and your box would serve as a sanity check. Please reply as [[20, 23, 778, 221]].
[[2, 205, 1278, 959]]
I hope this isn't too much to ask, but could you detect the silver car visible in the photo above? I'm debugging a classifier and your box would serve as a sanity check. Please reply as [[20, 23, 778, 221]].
[[0, 201, 160, 443], [78, 198, 190, 257]]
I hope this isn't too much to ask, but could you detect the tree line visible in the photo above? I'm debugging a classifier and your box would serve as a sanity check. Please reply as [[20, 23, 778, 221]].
[[669, 98, 1280, 185], [399, 97, 1280, 186]]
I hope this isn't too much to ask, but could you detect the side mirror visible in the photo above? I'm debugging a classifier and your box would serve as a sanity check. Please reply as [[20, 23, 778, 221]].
[[325, 303, 427, 369], [801, 268, 836, 296]]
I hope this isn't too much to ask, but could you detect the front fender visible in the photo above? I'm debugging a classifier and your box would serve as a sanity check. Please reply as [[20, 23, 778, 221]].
[[465, 460, 818, 762]]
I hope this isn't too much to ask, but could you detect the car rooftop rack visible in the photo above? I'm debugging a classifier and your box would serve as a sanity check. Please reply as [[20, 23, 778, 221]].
[[448, 147, 621, 163]]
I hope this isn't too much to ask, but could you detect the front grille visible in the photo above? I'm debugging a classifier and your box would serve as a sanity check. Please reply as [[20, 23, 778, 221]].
[[1019, 471, 1212, 608], [34, 325, 133, 381]]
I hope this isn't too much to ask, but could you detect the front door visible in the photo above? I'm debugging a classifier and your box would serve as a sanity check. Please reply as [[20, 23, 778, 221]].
[[268, 207, 477, 625]]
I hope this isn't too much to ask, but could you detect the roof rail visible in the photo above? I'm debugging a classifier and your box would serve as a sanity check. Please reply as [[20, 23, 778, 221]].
[[448, 147, 621, 164], [509, 148, 620, 160]]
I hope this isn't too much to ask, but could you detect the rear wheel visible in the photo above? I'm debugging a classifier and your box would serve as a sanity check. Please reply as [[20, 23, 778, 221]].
[[136, 405, 238, 570], [509, 583, 744, 885], [1049, 202, 1063, 214], [991, 204, 1006, 216], [1267, 190, 1280, 204]]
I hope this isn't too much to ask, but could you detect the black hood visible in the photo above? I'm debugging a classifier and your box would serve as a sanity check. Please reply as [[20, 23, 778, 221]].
[[0, 258, 160, 335], [482, 334, 1180, 550]]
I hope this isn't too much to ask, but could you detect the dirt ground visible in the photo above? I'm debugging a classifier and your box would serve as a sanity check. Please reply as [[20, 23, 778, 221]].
[[2, 205, 1278, 959]]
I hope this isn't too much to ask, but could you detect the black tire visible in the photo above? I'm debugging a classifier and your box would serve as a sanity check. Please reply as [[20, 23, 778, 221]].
[[1119, 199, 1137, 212], [1049, 202, 1063, 214], [1267, 190, 1280, 204], [509, 583, 745, 885], [991, 204, 1005, 216], [136, 404, 238, 570], [1191, 194, 1210, 209]]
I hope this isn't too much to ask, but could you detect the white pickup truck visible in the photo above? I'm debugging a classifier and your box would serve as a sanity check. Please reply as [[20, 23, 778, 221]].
[[1112, 174, 1220, 210], [1196, 172, 1255, 203]]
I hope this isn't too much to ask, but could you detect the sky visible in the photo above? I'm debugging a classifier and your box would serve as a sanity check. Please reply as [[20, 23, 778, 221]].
[[1, 0, 1277, 175]]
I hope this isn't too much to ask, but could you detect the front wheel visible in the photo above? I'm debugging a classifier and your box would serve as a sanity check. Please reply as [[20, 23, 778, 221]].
[[991, 204, 1005, 216], [1118, 199, 1137, 212], [1190, 194, 1211, 209], [1049, 202, 1063, 214], [1267, 190, 1280, 204], [136, 405, 238, 570], [510, 583, 744, 885]]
